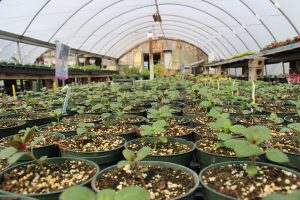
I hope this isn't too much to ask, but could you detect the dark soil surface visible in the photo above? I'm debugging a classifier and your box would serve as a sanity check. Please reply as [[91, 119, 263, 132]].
[[192, 116, 216, 125], [62, 115, 101, 123], [1, 160, 97, 194], [266, 137, 299, 155], [3, 113, 49, 120], [0, 121, 23, 129], [94, 165, 195, 200], [0, 159, 9, 171], [39, 123, 76, 133], [196, 138, 236, 156], [88, 124, 137, 135], [237, 116, 281, 125], [126, 138, 192, 156], [193, 126, 217, 139], [267, 125, 297, 137], [58, 135, 124, 152], [201, 163, 300, 199]]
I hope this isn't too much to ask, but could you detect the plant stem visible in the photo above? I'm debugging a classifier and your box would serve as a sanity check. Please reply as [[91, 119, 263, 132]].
[[134, 163, 147, 188]]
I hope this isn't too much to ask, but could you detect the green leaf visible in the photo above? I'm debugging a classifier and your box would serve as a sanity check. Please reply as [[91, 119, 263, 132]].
[[262, 194, 289, 200], [140, 125, 153, 136], [200, 101, 212, 108], [287, 123, 300, 132], [8, 152, 26, 164], [122, 149, 135, 161], [30, 136, 44, 152], [265, 148, 289, 163], [101, 113, 112, 119], [153, 120, 168, 128], [117, 160, 131, 168], [246, 164, 258, 177], [158, 136, 168, 143], [136, 147, 151, 161], [60, 186, 96, 200], [115, 186, 150, 200], [230, 125, 246, 134], [242, 110, 252, 115], [92, 103, 104, 111], [280, 127, 293, 132], [217, 133, 233, 141], [0, 147, 18, 159], [224, 139, 263, 157], [96, 189, 116, 200], [77, 127, 87, 135], [39, 155, 48, 161], [23, 126, 37, 143], [243, 126, 271, 144]]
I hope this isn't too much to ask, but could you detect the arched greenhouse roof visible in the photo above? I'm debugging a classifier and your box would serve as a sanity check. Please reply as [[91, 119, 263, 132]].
[[0, 0, 299, 62]]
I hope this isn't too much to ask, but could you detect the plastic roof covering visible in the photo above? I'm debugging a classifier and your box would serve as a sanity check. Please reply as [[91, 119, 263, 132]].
[[0, 0, 299, 62]]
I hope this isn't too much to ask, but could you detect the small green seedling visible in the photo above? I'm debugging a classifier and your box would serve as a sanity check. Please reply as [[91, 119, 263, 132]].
[[140, 120, 168, 149], [267, 113, 283, 123], [76, 122, 95, 135], [49, 108, 63, 123], [59, 185, 150, 200], [0, 127, 47, 165], [147, 105, 173, 120], [281, 123, 300, 149], [117, 147, 151, 187], [222, 125, 289, 177]]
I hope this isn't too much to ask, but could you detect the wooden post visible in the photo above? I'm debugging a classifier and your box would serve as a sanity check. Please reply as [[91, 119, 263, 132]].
[[149, 39, 154, 80], [248, 58, 265, 81], [216, 66, 222, 76]]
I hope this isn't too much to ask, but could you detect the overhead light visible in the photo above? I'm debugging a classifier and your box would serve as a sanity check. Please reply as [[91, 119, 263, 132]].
[[232, 30, 237, 35], [242, 23, 247, 29], [153, 12, 162, 22], [274, 2, 280, 8]]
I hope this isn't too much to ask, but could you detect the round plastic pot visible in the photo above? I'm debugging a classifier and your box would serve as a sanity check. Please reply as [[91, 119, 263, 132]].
[[199, 161, 300, 200], [235, 115, 284, 127], [264, 106, 297, 118], [0, 120, 26, 138], [2, 114, 53, 127], [60, 136, 125, 166], [112, 115, 147, 126], [3, 133, 65, 163], [0, 157, 99, 200], [39, 123, 76, 138], [62, 114, 102, 124], [284, 115, 300, 124], [170, 116, 191, 127], [0, 195, 38, 200], [195, 140, 249, 167], [91, 161, 199, 200], [125, 137, 195, 166]]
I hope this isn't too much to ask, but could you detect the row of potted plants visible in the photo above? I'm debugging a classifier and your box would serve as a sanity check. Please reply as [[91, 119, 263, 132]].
[[0, 77, 299, 200]]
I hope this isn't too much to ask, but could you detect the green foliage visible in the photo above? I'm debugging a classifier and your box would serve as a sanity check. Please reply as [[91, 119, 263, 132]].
[[147, 106, 173, 120], [267, 113, 282, 123], [60, 186, 150, 200], [0, 127, 47, 164], [223, 125, 289, 177], [49, 108, 63, 123], [140, 120, 168, 147], [117, 147, 151, 187]]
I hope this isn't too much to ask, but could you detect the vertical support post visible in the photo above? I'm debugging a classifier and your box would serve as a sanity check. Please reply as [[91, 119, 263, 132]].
[[17, 42, 22, 64], [248, 58, 265, 81], [149, 39, 154, 80], [216, 66, 222, 76], [282, 61, 285, 74]]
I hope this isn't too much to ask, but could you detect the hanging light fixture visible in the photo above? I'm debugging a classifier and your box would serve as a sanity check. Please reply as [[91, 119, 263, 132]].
[[153, 12, 162, 22]]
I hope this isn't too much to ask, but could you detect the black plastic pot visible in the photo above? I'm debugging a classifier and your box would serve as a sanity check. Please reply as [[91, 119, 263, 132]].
[[62, 114, 102, 124], [0, 120, 26, 138], [0, 157, 99, 200], [199, 161, 300, 200], [235, 114, 284, 127], [1, 113, 53, 127], [284, 115, 300, 124], [125, 137, 195, 166], [91, 161, 199, 200], [60, 136, 125, 167], [0, 195, 38, 200], [195, 139, 248, 167]]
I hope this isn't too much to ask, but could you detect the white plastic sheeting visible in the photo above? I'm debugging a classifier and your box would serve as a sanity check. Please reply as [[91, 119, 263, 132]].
[[0, 0, 299, 62], [0, 39, 47, 63]]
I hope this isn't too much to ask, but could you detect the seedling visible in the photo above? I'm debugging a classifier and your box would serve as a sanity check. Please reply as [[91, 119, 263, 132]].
[[147, 105, 173, 120], [223, 125, 289, 177], [140, 120, 168, 149], [76, 122, 95, 136], [49, 108, 63, 123], [117, 147, 151, 187], [281, 123, 300, 149], [0, 127, 47, 166], [59, 185, 150, 200], [267, 113, 283, 123]]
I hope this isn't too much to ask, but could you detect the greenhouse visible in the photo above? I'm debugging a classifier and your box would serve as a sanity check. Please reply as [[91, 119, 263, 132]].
[[0, 0, 299, 200]]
